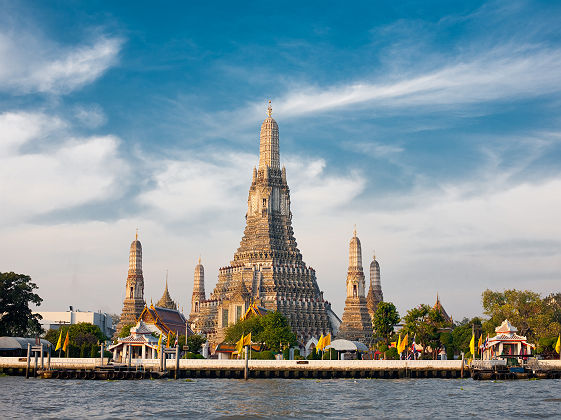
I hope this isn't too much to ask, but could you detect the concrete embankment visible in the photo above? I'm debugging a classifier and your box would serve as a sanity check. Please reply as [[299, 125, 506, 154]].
[[0, 357, 467, 379], [3, 357, 561, 380]]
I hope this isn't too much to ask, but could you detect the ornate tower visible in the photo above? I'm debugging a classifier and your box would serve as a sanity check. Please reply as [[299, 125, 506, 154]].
[[156, 271, 177, 310], [366, 253, 383, 318], [190, 102, 339, 347], [116, 232, 146, 336], [190, 258, 206, 316], [337, 229, 373, 343]]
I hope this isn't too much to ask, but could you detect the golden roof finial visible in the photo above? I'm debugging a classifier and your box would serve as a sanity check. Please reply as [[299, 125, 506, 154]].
[[373, 249, 376, 260], [135, 227, 138, 241], [267, 100, 272, 117], [353, 224, 357, 237], [198, 255, 201, 265]]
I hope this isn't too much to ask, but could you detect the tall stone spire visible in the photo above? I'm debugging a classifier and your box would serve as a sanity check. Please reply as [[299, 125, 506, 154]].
[[366, 252, 383, 318], [338, 229, 373, 343], [116, 232, 146, 336], [191, 257, 206, 315], [189, 101, 339, 346], [156, 270, 177, 310], [258, 100, 280, 171]]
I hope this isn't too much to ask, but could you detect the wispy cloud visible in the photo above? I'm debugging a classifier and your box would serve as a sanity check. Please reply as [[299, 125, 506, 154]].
[[246, 44, 561, 119], [0, 31, 123, 95]]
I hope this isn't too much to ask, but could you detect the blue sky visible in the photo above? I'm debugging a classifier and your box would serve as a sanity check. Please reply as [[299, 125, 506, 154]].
[[1, 0, 560, 321]]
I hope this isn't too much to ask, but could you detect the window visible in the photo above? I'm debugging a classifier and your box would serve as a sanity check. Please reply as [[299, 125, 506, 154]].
[[236, 305, 242, 322], [353, 284, 357, 298], [130, 287, 134, 298]]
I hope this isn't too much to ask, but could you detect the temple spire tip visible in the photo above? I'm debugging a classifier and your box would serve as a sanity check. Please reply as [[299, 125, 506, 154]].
[[267, 100, 272, 117]]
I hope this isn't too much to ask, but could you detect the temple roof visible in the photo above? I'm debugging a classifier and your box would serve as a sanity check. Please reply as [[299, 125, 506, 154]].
[[156, 278, 177, 310], [495, 319, 517, 334], [241, 302, 269, 321], [138, 304, 193, 336], [433, 294, 452, 324], [130, 320, 152, 335]]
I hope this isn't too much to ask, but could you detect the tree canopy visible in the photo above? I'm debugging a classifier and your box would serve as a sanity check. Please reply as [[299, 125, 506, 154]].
[[0, 272, 43, 337], [118, 324, 134, 338], [402, 304, 447, 358], [224, 311, 296, 352], [45, 322, 108, 347], [372, 301, 400, 344], [482, 289, 560, 342]]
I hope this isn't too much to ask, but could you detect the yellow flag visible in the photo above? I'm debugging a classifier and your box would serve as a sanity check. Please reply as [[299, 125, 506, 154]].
[[157, 334, 162, 354], [167, 332, 171, 348], [397, 334, 402, 353], [401, 334, 408, 353], [62, 331, 70, 352], [55, 329, 63, 351], [477, 335, 483, 354], [556, 335, 560, 354], [236, 334, 244, 355], [317, 334, 324, 351], [469, 333, 475, 357], [243, 332, 252, 346], [323, 333, 331, 348]]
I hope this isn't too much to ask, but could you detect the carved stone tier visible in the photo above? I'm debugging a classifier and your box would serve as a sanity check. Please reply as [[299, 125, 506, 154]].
[[189, 103, 338, 349]]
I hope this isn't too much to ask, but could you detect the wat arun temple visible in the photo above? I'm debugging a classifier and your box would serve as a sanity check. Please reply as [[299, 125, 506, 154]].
[[117, 102, 387, 349], [189, 103, 341, 348]]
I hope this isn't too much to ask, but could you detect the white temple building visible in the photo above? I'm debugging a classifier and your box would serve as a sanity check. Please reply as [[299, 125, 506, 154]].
[[481, 319, 535, 359], [108, 320, 160, 362]]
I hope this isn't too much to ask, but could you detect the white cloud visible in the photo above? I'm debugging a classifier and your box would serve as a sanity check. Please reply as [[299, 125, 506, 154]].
[[250, 44, 561, 118], [74, 104, 107, 128], [0, 31, 122, 94], [0, 111, 65, 155], [137, 151, 366, 224], [0, 111, 129, 225]]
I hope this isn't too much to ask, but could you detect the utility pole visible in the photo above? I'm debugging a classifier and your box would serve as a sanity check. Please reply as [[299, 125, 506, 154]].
[[244, 345, 249, 380]]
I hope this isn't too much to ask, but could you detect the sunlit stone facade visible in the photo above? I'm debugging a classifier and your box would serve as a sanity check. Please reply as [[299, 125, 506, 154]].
[[337, 229, 373, 344], [116, 233, 146, 336], [189, 103, 340, 349], [366, 253, 383, 318]]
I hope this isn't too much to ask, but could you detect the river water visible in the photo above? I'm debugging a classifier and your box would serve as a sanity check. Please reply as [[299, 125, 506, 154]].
[[1, 376, 561, 419]]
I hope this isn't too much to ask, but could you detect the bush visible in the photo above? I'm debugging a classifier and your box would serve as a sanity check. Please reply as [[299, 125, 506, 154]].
[[321, 349, 337, 360], [307, 348, 320, 360], [183, 351, 205, 359], [250, 350, 275, 360], [385, 347, 399, 360]]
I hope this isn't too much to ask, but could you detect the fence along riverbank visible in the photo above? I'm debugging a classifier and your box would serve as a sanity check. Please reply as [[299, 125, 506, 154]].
[[2, 357, 561, 380]]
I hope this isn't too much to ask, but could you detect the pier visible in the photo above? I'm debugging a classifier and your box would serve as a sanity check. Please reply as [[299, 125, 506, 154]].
[[3, 356, 560, 380]]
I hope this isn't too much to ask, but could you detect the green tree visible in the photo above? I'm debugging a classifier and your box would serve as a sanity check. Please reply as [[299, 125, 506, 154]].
[[450, 317, 483, 358], [224, 311, 296, 352], [0, 272, 43, 337], [402, 304, 446, 359], [372, 302, 400, 344], [482, 289, 560, 343], [118, 324, 134, 338], [44, 323, 107, 349], [181, 334, 206, 354]]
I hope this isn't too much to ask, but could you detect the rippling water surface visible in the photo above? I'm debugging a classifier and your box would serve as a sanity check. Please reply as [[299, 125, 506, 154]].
[[2, 376, 561, 419]]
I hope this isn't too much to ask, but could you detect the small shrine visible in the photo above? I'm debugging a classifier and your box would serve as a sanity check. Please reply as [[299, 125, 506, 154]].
[[108, 320, 160, 362], [482, 319, 535, 359]]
